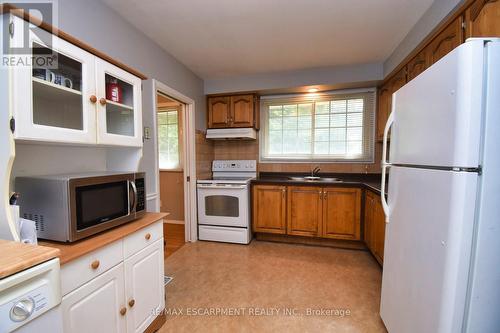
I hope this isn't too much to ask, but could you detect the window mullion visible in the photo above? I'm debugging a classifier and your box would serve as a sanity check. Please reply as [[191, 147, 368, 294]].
[[311, 101, 316, 158]]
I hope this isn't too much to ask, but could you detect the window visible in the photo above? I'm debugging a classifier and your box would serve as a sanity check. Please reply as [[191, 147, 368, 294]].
[[158, 109, 181, 169], [260, 90, 375, 162]]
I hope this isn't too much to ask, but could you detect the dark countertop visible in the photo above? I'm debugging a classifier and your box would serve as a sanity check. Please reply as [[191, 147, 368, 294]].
[[251, 172, 384, 195]]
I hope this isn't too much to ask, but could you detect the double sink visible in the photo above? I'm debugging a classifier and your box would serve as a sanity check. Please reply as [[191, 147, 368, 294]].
[[288, 176, 343, 183]]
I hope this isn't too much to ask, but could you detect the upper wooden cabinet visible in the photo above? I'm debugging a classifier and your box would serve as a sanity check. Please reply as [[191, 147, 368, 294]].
[[427, 16, 464, 66], [465, 0, 500, 38], [9, 16, 143, 147], [287, 186, 322, 237], [207, 94, 258, 129], [407, 47, 429, 81], [252, 185, 287, 234], [376, 68, 406, 141], [207, 96, 230, 128], [323, 188, 361, 240]]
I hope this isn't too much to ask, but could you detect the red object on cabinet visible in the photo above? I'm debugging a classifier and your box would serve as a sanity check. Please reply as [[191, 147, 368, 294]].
[[106, 79, 123, 103]]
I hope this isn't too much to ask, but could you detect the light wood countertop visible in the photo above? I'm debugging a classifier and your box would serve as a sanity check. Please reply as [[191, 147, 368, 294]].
[[0, 240, 60, 279], [39, 212, 167, 265]]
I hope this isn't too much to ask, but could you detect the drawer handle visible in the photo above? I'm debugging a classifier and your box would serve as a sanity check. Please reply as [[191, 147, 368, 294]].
[[90, 260, 100, 270], [120, 307, 127, 316], [128, 299, 135, 307], [145, 233, 151, 240]]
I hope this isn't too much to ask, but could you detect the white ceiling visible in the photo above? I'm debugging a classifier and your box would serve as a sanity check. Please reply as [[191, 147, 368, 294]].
[[102, 0, 434, 79]]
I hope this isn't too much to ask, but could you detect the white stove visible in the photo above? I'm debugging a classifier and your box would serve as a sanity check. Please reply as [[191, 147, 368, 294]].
[[197, 160, 256, 244]]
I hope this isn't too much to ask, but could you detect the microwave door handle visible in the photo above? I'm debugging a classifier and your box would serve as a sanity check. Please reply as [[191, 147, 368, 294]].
[[129, 180, 138, 213]]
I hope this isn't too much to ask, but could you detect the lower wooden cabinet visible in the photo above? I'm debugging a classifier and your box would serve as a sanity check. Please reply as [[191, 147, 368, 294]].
[[253, 185, 361, 241], [287, 186, 322, 237], [323, 188, 361, 240], [252, 185, 287, 234], [364, 190, 386, 265]]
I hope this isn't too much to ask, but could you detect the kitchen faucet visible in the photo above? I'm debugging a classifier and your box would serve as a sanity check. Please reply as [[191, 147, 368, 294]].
[[311, 166, 321, 178]]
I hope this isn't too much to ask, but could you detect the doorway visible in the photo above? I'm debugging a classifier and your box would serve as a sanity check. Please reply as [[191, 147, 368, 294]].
[[156, 92, 186, 257]]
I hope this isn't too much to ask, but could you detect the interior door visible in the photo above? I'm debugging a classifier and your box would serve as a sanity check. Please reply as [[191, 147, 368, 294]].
[[390, 40, 484, 168], [95, 58, 142, 147], [380, 166, 478, 333], [11, 16, 97, 144], [125, 239, 164, 333], [61, 264, 126, 333]]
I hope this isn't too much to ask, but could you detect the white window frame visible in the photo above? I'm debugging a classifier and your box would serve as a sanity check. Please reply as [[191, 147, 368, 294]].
[[157, 107, 182, 171], [259, 88, 376, 163]]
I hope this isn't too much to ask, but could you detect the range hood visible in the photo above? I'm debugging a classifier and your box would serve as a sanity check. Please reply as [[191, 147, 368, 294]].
[[206, 128, 257, 140]]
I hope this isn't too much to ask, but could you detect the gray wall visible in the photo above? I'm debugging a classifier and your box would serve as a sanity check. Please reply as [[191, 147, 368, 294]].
[[57, 0, 206, 130], [204, 63, 383, 95], [383, 0, 465, 76]]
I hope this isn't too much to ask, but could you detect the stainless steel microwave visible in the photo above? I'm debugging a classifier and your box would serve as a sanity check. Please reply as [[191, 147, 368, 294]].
[[15, 172, 146, 242]]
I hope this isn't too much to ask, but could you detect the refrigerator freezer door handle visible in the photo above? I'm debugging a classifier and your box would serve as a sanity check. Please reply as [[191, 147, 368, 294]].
[[381, 111, 394, 223]]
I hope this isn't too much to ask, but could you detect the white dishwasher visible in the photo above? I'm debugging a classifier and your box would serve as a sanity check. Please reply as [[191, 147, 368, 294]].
[[0, 258, 63, 333]]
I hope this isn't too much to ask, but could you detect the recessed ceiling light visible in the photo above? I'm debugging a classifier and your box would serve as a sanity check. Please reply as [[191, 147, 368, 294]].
[[308, 88, 318, 93]]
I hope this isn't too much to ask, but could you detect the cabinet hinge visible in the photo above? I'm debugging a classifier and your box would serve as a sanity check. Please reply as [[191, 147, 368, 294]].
[[186, 176, 191, 182], [461, 21, 467, 30], [10, 117, 15, 133], [8, 22, 14, 37]]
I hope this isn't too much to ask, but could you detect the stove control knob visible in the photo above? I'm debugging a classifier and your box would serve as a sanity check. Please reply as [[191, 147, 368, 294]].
[[10, 298, 35, 322]]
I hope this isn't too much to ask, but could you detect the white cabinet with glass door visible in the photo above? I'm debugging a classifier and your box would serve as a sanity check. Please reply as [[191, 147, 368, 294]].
[[95, 59, 142, 147], [10, 15, 97, 144], [9, 15, 142, 147]]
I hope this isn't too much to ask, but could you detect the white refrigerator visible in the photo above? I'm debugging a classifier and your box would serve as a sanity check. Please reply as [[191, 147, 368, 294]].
[[380, 38, 500, 333]]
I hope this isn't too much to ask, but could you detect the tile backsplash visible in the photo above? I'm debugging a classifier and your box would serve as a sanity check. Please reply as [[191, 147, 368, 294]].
[[209, 136, 382, 174]]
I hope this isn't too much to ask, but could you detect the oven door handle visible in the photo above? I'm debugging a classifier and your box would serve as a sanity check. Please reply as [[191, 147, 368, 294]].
[[197, 185, 247, 189], [129, 180, 138, 213]]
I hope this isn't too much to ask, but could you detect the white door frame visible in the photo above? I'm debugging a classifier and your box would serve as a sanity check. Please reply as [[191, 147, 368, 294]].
[[152, 79, 197, 242]]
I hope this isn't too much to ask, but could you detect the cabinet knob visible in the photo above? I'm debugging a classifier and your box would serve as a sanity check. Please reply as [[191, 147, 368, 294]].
[[90, 260, 100, 270], [145, 233, 151, 240], [99, 98, 107, 106], [120, 307, 127, 316], [128, 299, 135, 307], [89, 95, 97, 104]]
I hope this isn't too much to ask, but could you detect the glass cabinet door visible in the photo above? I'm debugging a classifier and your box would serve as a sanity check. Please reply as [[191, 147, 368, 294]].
[[95, 58, 142, 147], [11, 16, 96, 144]]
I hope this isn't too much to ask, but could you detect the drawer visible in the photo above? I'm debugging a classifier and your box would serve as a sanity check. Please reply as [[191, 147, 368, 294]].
[[61, 239, 123, 296], [123, 220, 163, 259]]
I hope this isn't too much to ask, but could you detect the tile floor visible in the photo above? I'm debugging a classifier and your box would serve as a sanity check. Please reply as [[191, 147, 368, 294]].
[[159, 240, 387, 332]]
